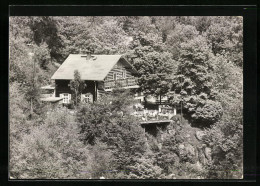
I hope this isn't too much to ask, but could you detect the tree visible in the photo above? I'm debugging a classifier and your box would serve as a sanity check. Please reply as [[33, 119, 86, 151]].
[[10, 109, 91, 179], [126, 155, 163, 179], [9, 15, 244, 179], [126, 31, 177, 98], [203, 52, 243, 179], [9, 17, 33, 42], [69, 70, 86, 107], [170, 36, 223, 125], [203, 99, 243, 179], [55, 16, 97, 57], [29, 16, 64, 62], [91, 18, 131, 54], [151, 16, 177, 43], [165, 23, 200, 60], [77, 90, 147, 174], [205, 16, 243, 67]]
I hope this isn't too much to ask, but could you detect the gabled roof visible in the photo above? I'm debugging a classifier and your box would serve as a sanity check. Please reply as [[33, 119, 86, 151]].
[[51, 54, 138, 81]]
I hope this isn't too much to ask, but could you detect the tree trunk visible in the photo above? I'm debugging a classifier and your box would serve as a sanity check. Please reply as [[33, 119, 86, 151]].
[[75, 90, 78, 107]]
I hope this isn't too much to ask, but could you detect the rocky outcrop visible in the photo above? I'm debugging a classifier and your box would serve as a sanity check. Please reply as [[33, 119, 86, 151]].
[[195, 131, 206, 141], [197, 146, 207, 165], [168, 173, 176, 179], [196, 144, 212, 165], [204, 147, 212, 162]]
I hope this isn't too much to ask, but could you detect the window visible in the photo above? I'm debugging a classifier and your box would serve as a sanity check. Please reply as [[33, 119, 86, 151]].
[[113, 72, 121, 80], [60, 93, 71, 104], [84, 94, 90, 103], [82, 93, 93, 103], [113, 73, 117, 80]]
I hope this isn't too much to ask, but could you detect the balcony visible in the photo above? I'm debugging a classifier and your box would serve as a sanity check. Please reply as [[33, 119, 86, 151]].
[[130, 107, 178, 125], [104, 77, 139, 91]]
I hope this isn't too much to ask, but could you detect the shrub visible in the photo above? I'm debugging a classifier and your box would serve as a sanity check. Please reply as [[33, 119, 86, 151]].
[[10, 109, 90, 179], [77, 90, 147, 173], [170, 36, 223, 126], [202, 100, 243, 179], [126, 155, 163, 179], [192, 100, 223, 125]]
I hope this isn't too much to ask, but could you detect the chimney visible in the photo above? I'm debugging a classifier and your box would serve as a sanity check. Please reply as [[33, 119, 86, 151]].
[[81, 47, 95, 61]]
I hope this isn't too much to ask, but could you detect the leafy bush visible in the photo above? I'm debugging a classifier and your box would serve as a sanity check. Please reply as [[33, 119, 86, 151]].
[[126, 31, 177, 97], [191, 100, 223, 125], [84, 141, 114, 179], [9, 16, 243, 179], [202, 99, 243, 179], [126, 155, 163, 179], [202, 49, 243, 179], [77, 89, 147, 173], [10, 109, 90, 179], [170, 36, 223, 126]]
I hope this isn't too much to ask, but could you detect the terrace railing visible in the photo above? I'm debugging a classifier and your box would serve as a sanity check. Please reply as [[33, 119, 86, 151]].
[[131, 109, 176, 122], [104, 77, 139, 90]]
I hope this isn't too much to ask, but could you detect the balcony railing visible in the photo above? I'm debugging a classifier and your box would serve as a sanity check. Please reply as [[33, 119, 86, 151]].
[[104, 77, 139, 90], [130, 109, 177, 123]]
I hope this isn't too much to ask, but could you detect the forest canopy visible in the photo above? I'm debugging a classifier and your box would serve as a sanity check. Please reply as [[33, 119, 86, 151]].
[[9, 16, 243, 179]]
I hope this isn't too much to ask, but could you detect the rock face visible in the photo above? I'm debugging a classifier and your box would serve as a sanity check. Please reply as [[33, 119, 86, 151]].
[[195, 131, 206, 141], [204, 147, 212, 161], [197, 146, 207, 165], [168, 173, 176, 179], [196, 145, 212, 165]]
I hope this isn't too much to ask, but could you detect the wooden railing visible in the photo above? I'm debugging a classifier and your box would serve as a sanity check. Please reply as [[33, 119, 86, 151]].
[[104, 77, 139, 90], [131, 109, 177, 122]]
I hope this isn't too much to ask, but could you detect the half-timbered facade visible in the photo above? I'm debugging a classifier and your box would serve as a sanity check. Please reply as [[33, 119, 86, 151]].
[[51, 53, 139, 104], [104, 60, 138, 91]]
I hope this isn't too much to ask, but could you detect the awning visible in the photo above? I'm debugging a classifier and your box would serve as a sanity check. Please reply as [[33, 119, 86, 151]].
[[40, 97, 63, 103]]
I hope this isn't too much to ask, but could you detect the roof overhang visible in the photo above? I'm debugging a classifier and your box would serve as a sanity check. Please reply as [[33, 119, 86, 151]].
[[40, 97, 63, 103]]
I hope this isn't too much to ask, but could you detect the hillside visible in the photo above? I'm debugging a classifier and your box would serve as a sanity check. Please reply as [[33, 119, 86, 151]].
[[9, 16, 243, 179]]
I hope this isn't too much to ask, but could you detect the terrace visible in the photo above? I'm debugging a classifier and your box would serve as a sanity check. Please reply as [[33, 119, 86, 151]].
[[131, 105, 177, 125]]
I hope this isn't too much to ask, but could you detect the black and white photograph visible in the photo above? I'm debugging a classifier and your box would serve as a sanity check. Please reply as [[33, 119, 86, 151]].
[[9, 16, 243, 179]]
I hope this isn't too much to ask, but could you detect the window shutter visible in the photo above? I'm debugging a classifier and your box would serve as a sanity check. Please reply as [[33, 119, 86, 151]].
[[81, 94, 85, 102], [68, 94, 71, 103], [123, 70, 126, 79], [89, 93, 93, 103], [59, 94, 64, 103], [113, 73, 117, 80]]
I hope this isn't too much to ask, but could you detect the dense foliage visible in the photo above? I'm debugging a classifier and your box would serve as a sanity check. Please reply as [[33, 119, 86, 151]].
[[126, 32, 176, 97], [77, 89, 147, 176], [9, 16, 243, 179], [69, 70, 87, 107], [170, 36, 223, 125]]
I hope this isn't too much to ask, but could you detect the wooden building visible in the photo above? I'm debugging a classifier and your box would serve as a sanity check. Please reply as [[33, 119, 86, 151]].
[[51, 52, 139, 104]]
